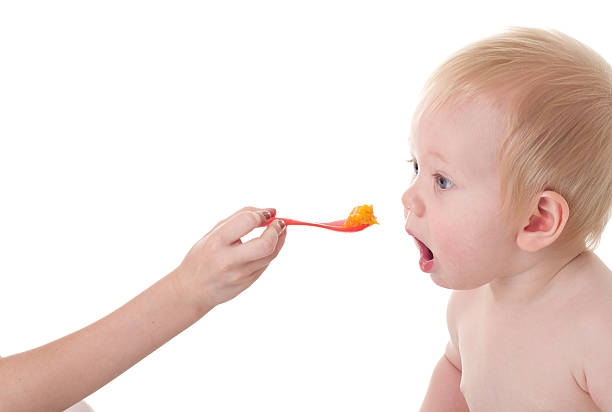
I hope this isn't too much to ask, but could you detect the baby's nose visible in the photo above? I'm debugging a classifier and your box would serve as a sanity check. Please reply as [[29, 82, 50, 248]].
[[401, 187, 425, 218]]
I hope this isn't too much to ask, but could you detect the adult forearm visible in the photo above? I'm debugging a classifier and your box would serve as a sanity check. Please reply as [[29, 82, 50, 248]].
[[0, 266, 211, 412]]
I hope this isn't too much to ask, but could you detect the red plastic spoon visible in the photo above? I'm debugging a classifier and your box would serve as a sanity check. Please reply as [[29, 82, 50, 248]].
[[266, 218, 370, 232]]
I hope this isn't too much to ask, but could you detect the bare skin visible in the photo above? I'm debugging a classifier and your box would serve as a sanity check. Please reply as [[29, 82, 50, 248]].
[[448, 251, 612, 411], [404, 96, 612, 411], [0, 207, 287, 412]]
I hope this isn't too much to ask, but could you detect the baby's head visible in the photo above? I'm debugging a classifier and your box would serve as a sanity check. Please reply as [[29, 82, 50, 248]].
[[403, 27, 612, 289]]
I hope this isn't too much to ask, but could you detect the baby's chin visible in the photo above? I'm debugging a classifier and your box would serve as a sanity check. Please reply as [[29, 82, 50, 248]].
[[430, 271, 487, 291]]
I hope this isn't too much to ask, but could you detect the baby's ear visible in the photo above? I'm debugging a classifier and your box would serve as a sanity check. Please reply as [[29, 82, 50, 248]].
[[516, 191, 570, 252]]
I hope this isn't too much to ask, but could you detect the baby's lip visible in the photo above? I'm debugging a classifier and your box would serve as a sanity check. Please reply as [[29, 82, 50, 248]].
[[405, 228, 424, 244]]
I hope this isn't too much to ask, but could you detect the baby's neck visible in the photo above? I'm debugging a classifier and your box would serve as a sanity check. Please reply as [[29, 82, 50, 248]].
[[487, 248, 585, 305]]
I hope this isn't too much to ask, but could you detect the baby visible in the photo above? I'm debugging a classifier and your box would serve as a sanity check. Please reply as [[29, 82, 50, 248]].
[[403, 28, 612, 411]]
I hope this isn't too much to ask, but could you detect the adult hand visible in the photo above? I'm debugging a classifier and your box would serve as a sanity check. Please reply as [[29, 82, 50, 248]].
[[174, 207, 287, 312]]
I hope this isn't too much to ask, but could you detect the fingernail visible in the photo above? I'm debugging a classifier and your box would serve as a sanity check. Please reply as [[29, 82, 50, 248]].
[[262, 210, 272, 221], [277, 219, 286, 232]]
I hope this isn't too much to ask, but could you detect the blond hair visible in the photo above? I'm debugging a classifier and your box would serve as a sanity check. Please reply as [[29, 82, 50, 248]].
[[416, 27, 612, 251]]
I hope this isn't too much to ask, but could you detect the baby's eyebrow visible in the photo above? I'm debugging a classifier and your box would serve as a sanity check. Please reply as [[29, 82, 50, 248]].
[[411, 151, 450, 164], [428, 151, 449, 164]]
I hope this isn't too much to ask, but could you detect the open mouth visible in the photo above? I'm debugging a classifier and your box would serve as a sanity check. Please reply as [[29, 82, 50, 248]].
[[415, 238, 434, 260], [413, 237, 435, 272]]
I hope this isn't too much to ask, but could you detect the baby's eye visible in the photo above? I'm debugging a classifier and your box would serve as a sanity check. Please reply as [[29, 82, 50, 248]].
[[435, 174, 453, 190], [405, 159, 419, 177]]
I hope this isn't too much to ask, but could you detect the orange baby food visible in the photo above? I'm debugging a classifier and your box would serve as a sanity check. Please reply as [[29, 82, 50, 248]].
[[343, 204, 379, 227]]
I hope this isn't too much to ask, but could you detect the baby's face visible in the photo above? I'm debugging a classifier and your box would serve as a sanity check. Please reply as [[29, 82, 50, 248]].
[[402, 96, 518, 290]]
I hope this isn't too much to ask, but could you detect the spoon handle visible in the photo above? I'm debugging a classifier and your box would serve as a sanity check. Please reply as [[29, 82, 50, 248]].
[[274, 218, 331, 228], [266, 218, 368, 232]]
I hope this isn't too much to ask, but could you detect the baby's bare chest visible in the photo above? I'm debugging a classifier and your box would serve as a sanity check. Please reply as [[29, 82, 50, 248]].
[[457, 302, 597, 412]]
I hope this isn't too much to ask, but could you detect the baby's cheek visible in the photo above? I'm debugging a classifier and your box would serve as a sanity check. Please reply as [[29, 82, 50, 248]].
[[434, 212, 493, 276], [435, 220, 475, 264]]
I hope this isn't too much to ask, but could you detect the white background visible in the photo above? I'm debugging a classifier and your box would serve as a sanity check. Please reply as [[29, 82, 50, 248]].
[[1, 1, 611, 410]]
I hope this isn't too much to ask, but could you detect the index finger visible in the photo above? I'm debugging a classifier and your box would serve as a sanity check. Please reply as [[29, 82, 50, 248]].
[[216, 210, 273, 244]]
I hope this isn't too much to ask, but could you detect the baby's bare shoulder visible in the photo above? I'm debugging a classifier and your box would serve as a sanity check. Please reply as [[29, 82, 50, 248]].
[[564, 253, 612, 409], [579, 257, 612, 326], [560, 252, 612, 317], [556, 252, 612, 358]]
